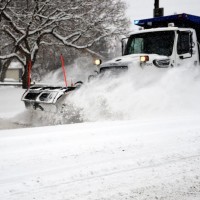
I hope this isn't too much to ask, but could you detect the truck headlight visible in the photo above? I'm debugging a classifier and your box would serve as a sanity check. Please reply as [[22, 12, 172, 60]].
[[153, 59, 170, 68], [94, 59, 102, 66]]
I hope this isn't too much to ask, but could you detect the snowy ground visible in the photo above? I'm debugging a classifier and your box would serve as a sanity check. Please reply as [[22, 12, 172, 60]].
[[0, 87, 26, 130], [1, 66, 200, 199]]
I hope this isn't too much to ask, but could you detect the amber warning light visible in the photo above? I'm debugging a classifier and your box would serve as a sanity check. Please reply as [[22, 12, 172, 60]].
[[140, 56, 149, 62]]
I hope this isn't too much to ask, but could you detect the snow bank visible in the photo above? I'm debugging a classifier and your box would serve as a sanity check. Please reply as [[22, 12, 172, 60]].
[[0, 87, 26, 129], [0, 87, 25, 118]]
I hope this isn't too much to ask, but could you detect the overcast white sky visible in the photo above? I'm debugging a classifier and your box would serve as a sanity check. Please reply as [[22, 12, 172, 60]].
[[123, 0, 200, 22]]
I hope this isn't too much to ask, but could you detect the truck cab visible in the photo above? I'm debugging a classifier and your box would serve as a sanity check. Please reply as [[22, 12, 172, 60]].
[[97, 13, 200, 75], [124, 26, 199, 67]]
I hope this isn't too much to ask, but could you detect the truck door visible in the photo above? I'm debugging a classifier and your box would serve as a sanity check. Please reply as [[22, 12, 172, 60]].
[[176, 30, 198, 66]]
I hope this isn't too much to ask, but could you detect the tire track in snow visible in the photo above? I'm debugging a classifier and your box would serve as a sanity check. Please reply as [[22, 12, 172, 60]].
[[6, 153, 200, 198]]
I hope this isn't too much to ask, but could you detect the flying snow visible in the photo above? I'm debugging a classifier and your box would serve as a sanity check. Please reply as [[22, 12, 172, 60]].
[[1, 64, 200, 128], [63, 64, 200, 122], [42, 57, 97, 86]]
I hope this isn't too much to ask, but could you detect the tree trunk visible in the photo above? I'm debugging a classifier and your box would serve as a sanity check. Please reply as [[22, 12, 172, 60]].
[[22, 58, 31, 89], [0, 60, 2, 81]]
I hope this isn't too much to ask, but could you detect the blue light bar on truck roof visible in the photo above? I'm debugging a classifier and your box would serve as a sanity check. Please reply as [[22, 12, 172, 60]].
[[134, 13, 200, 28], [134, 20, 140, 25]]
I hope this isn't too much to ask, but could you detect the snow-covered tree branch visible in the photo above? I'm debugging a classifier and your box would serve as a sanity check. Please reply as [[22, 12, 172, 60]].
[[0, 0, 130, 88]]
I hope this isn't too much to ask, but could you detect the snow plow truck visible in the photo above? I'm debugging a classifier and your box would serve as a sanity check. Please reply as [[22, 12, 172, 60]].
[[22, 13, 200, 113]]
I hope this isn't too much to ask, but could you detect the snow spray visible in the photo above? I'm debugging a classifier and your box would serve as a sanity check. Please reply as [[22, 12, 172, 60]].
[[65, 64, 200, 122], [15, 64, 200, 126]]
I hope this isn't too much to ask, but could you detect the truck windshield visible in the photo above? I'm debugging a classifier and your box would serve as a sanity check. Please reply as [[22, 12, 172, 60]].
[[125, 31, 175, 56]]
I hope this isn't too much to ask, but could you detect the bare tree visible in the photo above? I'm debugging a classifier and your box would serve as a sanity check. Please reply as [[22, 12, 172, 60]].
[[0, 0, 129, 88]]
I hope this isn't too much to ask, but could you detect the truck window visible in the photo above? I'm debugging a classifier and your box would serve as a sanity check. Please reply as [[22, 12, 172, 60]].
[[128, 38, 144, 54], [125, 31, 175, 56], [177, 32, 190, 55]]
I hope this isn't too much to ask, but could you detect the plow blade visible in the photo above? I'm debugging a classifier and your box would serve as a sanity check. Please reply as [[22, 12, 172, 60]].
[[21, 86, 77, 113]]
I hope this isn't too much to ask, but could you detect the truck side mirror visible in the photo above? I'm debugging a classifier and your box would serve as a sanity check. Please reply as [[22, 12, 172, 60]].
[[188, 31, 194, 55], [121, 37, 128, 56], [177, 31, 193, 59]]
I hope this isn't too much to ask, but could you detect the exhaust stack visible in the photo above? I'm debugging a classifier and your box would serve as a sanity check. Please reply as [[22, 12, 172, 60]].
[[154, 0, 164, 17]]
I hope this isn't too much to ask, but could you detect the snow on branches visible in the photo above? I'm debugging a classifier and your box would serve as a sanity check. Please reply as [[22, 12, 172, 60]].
[[0, 0, 129, 87]]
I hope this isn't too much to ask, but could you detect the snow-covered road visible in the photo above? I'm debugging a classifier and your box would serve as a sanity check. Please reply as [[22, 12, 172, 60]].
[[1, 66, 200, 200], [1, 117, 200, 200]]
